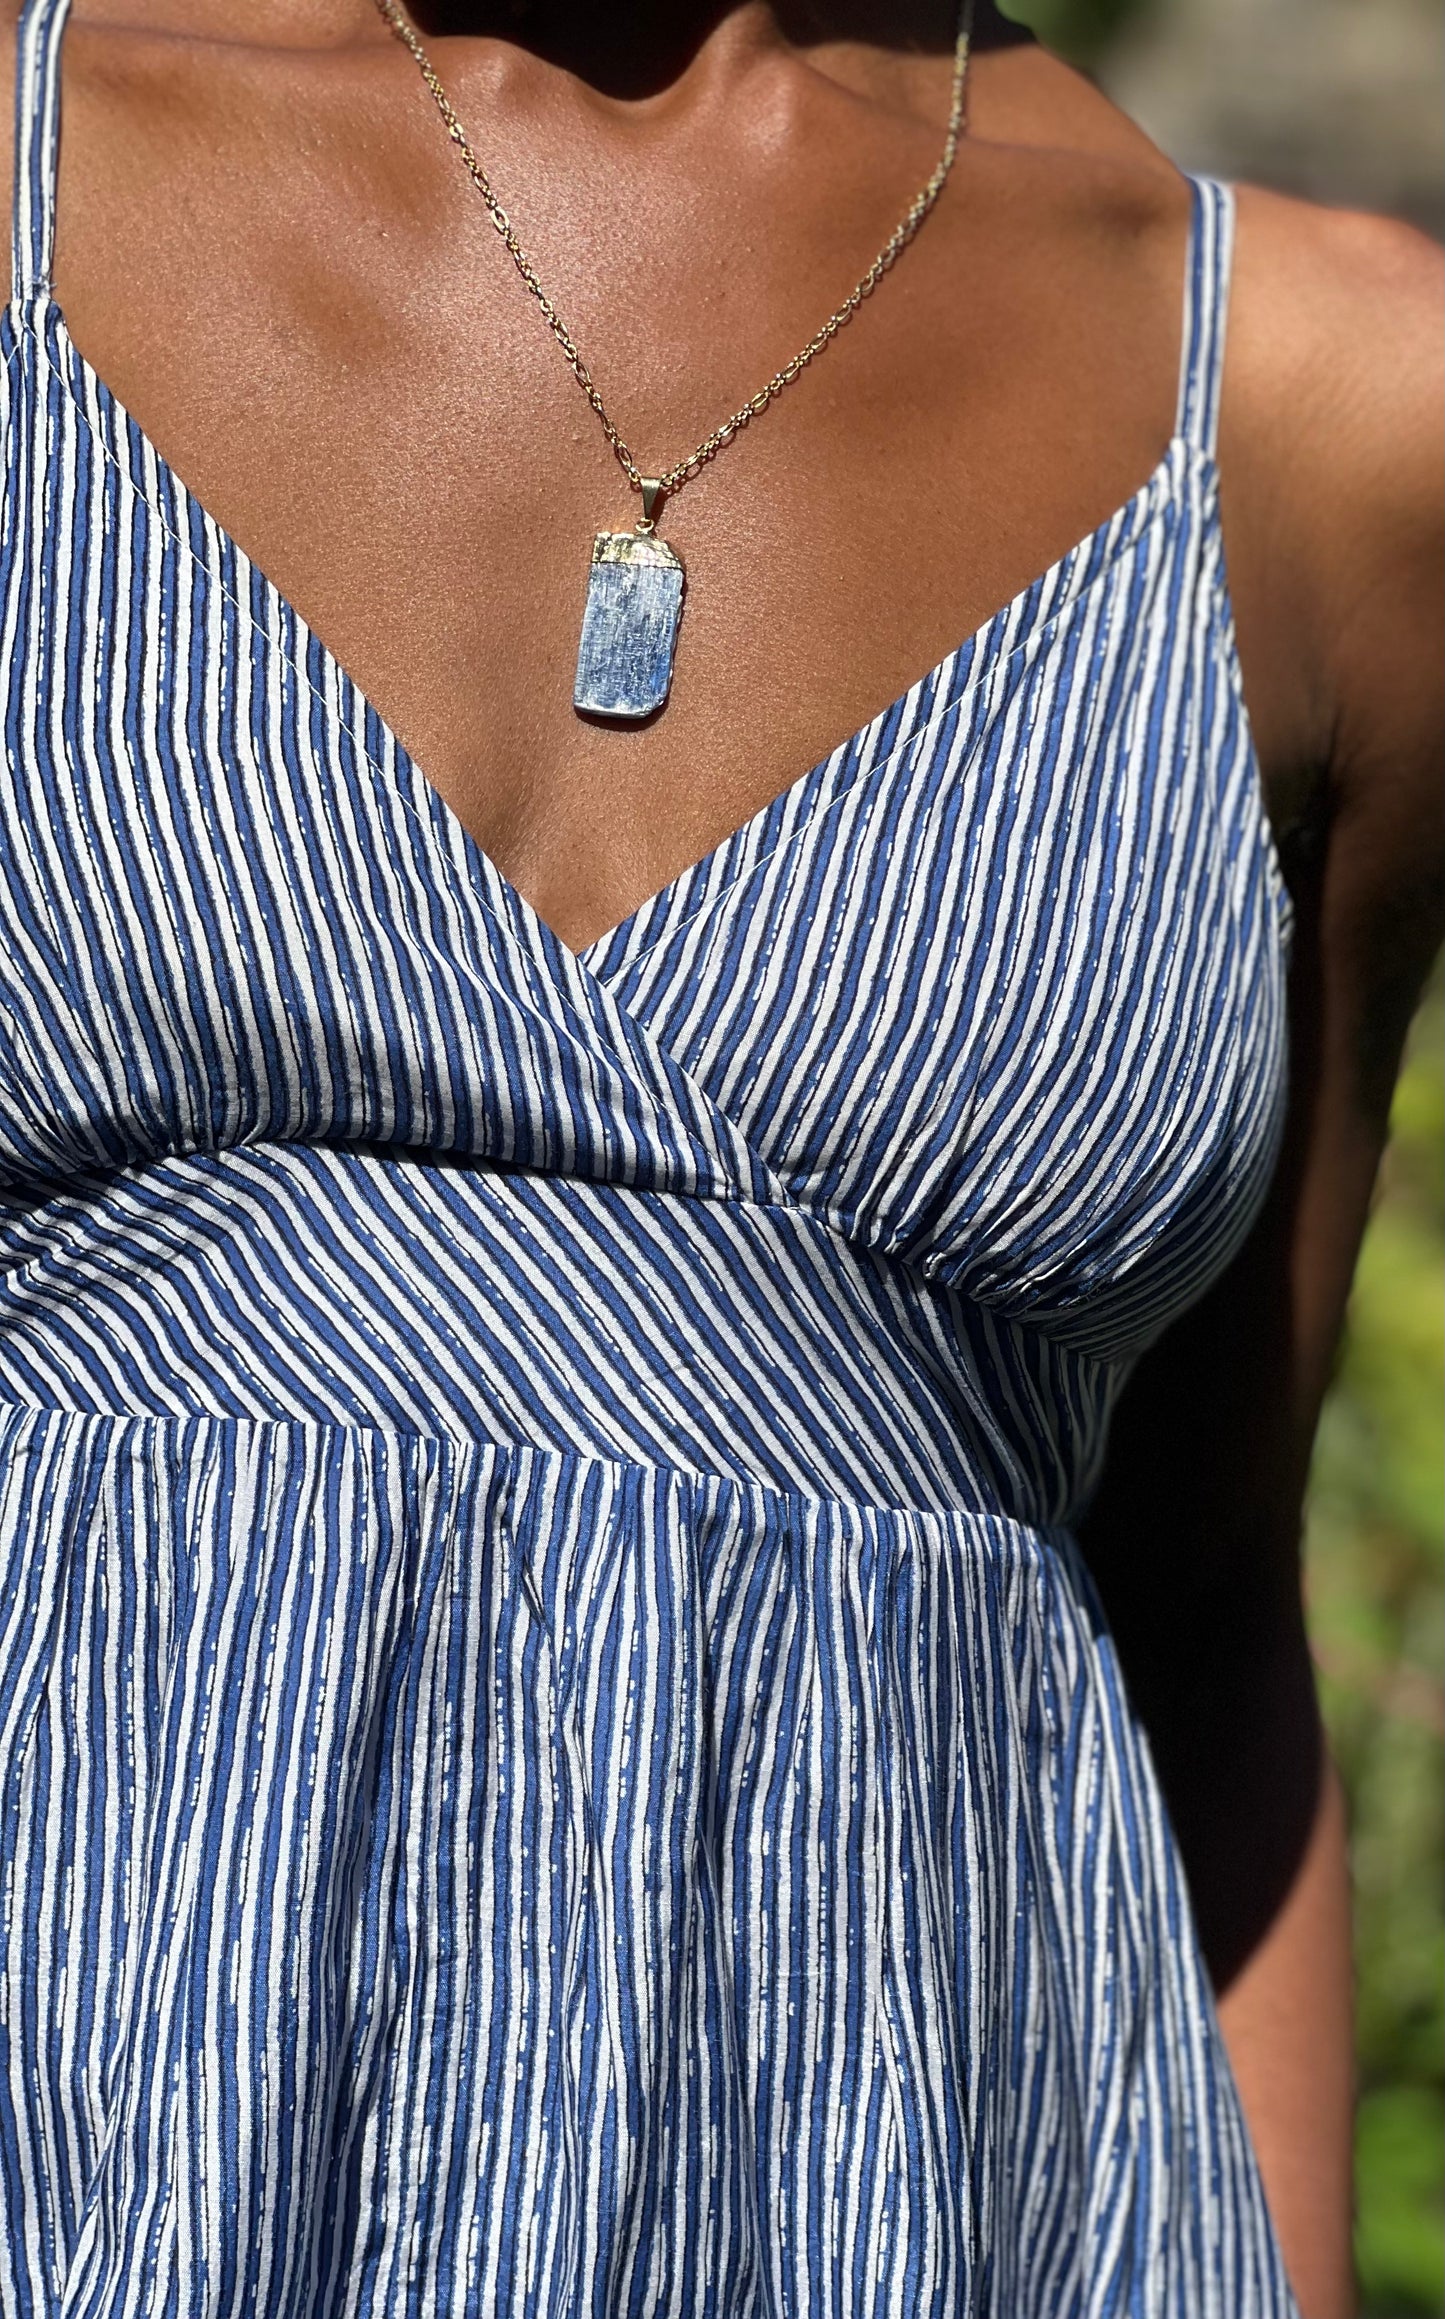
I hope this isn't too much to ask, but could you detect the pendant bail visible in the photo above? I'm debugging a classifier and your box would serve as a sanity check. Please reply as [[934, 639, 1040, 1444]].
[[637, 477, 667, 533]]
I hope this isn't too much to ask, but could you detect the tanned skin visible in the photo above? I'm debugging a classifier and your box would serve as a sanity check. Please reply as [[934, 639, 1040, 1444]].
[[0, 4, 1440, 2309]]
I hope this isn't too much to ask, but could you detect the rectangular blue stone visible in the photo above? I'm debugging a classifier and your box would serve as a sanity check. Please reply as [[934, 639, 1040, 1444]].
[[573, 529, 685, 720]]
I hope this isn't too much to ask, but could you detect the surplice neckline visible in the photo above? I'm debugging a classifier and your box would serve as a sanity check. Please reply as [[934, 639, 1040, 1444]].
[[31, 294, 1191, 983]]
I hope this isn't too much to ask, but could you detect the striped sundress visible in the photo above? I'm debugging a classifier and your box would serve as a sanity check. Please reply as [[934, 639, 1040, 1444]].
[[0, 1, 1302, 2311]]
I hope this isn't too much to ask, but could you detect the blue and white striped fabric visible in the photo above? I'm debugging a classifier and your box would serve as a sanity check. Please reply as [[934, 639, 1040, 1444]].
[[0, 2, 1300, 2310]]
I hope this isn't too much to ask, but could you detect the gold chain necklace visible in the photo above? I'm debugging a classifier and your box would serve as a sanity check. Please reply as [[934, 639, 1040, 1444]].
[[372, 0, 977, 718]]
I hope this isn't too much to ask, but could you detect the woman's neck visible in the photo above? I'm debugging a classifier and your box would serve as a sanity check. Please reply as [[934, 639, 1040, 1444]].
[[401, 1, 1025, 100]]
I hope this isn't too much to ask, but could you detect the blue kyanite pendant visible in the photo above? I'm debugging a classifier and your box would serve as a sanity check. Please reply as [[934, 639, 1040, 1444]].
[[573, 483, 685, 720]]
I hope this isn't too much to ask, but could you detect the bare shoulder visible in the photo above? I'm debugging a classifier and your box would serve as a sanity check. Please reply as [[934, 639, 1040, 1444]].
[[1229, 184, 1442, 534], [1230, 187, 1443, 1087], [1229, 197, 1442, 769], [982, 51, 1441, 844]]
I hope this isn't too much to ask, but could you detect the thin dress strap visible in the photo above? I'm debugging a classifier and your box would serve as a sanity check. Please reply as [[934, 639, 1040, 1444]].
[[1174, 173, 1236, 458], [11, 0, 70, 305]]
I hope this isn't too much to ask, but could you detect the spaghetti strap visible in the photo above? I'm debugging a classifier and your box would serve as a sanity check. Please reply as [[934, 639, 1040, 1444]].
[[11, 0, 70, 305], [1174, 173, 1236, 457]]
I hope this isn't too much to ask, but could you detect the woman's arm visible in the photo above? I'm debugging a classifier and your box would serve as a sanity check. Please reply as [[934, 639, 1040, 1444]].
[[1214, 1760, 1354, 2319], [1079, 194, 1443, 2319]]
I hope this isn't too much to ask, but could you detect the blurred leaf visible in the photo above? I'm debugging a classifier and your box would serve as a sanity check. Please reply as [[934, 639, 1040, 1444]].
[[1306, 977, 1444, 2303], [1355, 2086, 1445, 2315], [995, 0, 1156, 68]]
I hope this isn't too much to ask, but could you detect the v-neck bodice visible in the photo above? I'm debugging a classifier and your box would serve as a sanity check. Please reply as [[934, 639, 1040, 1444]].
[[0, 3, 1299, 2312]]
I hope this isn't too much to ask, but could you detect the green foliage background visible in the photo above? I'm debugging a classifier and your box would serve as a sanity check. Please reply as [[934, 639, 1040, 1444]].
[[1309, 983, 1444, 2316], [996, 0, 1445, 2305]]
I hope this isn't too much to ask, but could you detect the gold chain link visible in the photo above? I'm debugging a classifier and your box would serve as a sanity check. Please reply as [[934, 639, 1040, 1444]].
[[371, 0, 976, 509]]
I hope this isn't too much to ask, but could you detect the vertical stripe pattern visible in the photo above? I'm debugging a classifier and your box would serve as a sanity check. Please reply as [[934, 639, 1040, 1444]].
[[0, 3, 1299, 2311]]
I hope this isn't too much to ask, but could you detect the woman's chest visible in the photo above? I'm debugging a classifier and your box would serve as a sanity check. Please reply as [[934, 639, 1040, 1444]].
[[0, 311, 1290, 1359], [43, 23, 1209, 949]]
